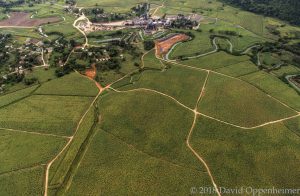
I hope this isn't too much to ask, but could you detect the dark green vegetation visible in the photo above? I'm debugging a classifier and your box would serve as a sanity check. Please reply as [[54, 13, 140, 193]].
[[220, 0, 300, 25]]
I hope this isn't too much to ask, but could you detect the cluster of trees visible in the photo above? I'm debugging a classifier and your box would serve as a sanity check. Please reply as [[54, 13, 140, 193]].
[[83, 8, 129, 23], [143, 40, 155, 50], [218, 30, 239, 36], [171, 14, 198, 29], [220, 0, 300, 25], [49, 38, 75, 67], [253, 41, 300, 68], [131, 3, 149, 16], [0, 34, 11, 65], [0, 0, 24, 8], [83, 7, 104, 16], [65, 0, 76, 6], [0, 72, 37, 88]]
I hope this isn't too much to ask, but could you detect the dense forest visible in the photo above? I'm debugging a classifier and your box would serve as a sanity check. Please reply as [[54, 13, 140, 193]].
[[220, 0, 300, 25]]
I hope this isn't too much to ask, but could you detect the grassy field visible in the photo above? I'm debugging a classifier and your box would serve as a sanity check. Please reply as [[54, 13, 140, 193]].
[[0, 85, 38, 108], [271, 65, 300, 78], [198, 17, 265, 52], [0, 28, 42, 44], [25, 67, 57, 83], [64, 129, 212, 195], [170, 30, 213, 59], [77, 0, 145, 12], [115, 65, 208, 108], [98, 91, 202, 170], [49, 104, 96, 190], [142, 50, 163, 69], [183, 51, 250, 70], [284, 116, 300, 135], [214, 61, 259, 77], [190, 116, 300, 189], [0, 0, 299, 193], [198, 73, 297, 127], [35, 73, 99, 97], [0, 95, 92, 136], [0, 166, 45, 195], [241, 71, 300, 111], [212, 6, 265, 36], [0, 129, 67, 173]]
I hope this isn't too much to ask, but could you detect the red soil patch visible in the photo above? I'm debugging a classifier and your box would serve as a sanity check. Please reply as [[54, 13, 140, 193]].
[[85, 64, 97, 79], [155, 34, 189, 56], [0, 12, 60, 27]]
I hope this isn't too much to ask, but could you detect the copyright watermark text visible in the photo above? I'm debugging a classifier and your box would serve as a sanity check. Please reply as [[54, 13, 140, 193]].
[[190, 186, 300, 195]]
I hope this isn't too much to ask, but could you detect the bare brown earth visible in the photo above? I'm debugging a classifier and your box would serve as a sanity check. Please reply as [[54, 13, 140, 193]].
[[155, 34, 189, 56], [0, 12, 60, 27], [85, 64, 96, 79]]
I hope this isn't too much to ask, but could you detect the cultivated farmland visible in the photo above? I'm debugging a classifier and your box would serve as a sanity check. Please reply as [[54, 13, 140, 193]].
[[0, 0, 299, 194]]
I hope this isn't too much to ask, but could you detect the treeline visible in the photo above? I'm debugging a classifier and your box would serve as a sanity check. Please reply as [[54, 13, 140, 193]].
[[0, 0, 24, 7], [220, 0, 300, 25]]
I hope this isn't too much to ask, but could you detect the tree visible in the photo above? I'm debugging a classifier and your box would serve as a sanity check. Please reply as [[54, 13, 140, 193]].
[[143, 40, 155, 50]]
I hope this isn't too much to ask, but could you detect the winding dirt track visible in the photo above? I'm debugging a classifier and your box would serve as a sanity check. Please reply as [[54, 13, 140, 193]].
[[73, 13, 89, 48], [186, 71, 221, 196]]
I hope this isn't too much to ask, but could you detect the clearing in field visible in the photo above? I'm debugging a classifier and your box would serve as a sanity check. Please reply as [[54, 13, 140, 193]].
[[190, 117, 300, 189], [198, 73, 297, 127], [155, 34, 190, 56], [85, 64, 97, 79], [0, 12, 60, 27]]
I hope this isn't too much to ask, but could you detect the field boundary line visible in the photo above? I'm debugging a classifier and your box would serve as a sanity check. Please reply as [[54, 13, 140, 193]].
[[44, 76, 103, 196], [198, 112, 300, 130], [109, 87, 194, 112], [163, 59, 299, 113], [109, 85, 298, 130], [101, 128, 207, 173], [0, 127, 70, 139], [33, 93, 96, 98], [0, 164, 45, 176], [0, 84, 41, 110], [0, 84, 38, 97]]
